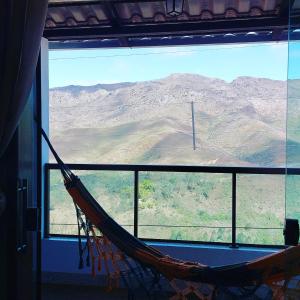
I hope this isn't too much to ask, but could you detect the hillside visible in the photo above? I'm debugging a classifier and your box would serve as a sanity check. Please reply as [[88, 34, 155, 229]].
[[49, 73, 291, 167]]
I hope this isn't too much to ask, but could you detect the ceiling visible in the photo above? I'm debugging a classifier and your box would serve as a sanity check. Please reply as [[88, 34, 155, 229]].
[[45, 0, 300, 48]]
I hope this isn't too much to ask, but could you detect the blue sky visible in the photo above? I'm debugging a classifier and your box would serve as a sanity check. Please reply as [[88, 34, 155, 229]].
[[49, 42, 296, 88]]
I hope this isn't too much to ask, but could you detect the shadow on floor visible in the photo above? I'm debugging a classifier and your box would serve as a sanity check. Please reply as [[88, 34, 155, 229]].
[[42, 284, 128, 300]]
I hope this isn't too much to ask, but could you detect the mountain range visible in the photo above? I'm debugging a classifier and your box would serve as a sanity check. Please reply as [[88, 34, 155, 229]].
[[49, 73, 298, 167]]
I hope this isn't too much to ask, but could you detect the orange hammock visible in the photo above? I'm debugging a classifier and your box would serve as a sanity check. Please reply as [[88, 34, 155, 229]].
[[41, 128, 300, 298], [67, 176, 300, 286]]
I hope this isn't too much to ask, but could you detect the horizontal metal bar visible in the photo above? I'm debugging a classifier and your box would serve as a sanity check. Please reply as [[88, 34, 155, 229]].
[[51, 223, 232, 228], [48, 0, 103, 7], [48, 27, 300, 50], [47, 233, 285, 249], [48, 0, 161, 8], [51, 223, 134, 226], [285, 168, 300, 175], [50, 223, 284, 229], [45, 163, 300, 175], [134, 224, 232, 228], [142, 238, 286, 249], [49, 33, 287, 50]]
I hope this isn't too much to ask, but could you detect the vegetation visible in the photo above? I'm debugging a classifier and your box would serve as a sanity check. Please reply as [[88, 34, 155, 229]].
[[49, 170, 300, 245]]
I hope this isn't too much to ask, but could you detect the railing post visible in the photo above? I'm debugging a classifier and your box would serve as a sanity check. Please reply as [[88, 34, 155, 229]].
[[231, 172, 238, 248], [134, 170, 139, 237], [44, 165, 50, 237]]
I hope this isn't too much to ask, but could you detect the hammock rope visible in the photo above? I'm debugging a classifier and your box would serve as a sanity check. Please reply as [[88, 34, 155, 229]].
[[38, 126, 300, 299]]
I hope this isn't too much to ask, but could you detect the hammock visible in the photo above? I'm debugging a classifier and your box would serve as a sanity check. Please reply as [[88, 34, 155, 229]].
[[41, 128, 300, 299]]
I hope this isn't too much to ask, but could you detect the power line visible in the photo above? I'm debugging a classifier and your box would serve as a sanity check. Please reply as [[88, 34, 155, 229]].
[[49, 43, 283, 61]]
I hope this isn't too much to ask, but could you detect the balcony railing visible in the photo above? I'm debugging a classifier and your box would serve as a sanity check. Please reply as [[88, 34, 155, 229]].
[[45, 163, 300, 247]]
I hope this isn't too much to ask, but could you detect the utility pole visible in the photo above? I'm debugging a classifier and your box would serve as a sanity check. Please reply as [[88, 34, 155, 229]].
[[191, 101, 196, 150]]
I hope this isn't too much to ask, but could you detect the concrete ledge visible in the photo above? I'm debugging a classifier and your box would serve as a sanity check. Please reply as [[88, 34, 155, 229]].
[[42, 238, 279, 280]]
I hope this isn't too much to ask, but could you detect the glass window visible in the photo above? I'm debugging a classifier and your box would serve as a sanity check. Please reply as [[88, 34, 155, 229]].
[[138, 172, 232, 243], [49, 170, 134, 235], [236, 174, 285, 245], [49, 43, 287, 167], [48, 42, 290, 245]]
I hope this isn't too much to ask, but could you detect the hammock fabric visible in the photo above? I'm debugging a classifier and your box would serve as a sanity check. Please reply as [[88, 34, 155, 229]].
[[67, 175, 300, 286], [41, 128, 300, 299]]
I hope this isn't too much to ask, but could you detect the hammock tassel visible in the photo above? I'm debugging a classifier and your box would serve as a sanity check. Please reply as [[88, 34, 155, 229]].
[[98, 255, 102, 272], [91, 256, 96, 277]]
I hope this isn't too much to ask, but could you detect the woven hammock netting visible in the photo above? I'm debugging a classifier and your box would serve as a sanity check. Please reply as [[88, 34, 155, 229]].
[[75, 204, 290, 300], [73, 201, 296, 300]]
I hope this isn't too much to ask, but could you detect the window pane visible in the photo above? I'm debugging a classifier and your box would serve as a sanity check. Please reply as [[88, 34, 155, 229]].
[[236, 174, 285, 245], [49, 170, 76, 235], [236, 228, 283, 245], [286, 175, 300, 222], [49, 43, 287, 167], [49, 170, 134, 235], [48, 42, 289, 245], [287, 38, 300, 168], [138, 172, 232, 242], [139, 226, 231, 243]]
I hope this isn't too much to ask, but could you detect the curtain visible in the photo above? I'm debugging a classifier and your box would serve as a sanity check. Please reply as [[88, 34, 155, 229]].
[[0, 0, 48, 158]]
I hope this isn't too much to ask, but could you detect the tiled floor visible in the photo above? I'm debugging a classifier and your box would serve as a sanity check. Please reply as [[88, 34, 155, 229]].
[[42, 283, 300, 299], [42, 284, 172, 300], [42, 284, 128, 300]]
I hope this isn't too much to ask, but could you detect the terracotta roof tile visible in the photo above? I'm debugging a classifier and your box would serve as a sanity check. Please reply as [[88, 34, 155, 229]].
[[46, 0, 282, 29]]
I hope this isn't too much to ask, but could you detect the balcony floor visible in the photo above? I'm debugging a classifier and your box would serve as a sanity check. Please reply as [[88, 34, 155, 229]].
[[42, 284, 128, 300]]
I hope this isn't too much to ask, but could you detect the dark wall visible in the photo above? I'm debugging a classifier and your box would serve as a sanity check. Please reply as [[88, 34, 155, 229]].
[[0, 134, 18, 300], [0, 85, 39, 300]]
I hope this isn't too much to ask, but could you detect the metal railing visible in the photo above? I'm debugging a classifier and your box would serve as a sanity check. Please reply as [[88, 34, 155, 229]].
[[45, 163, 300, 247]]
